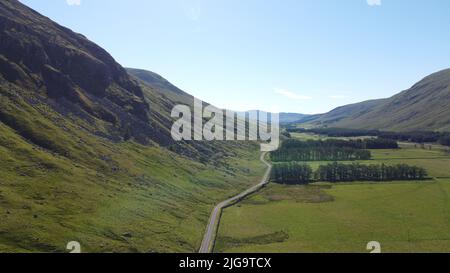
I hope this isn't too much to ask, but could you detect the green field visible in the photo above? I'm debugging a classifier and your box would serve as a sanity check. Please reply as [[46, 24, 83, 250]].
[[290, 132, 376, 141], [216, 137, 450, 253]]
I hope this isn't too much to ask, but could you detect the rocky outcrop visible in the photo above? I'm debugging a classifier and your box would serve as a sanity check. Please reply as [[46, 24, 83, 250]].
[[0, 0, 153, 142]]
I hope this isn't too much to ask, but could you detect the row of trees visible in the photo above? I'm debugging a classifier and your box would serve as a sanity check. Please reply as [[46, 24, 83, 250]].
[[439, 135, 450, 146], [271, 147, 371, 162], [286, 127, 379, 137], [271, 138, 401, 162], [360, 138, 399, 149], [281, 139, 398, 150], [377, 131, 449, 144], [286, 127, 450, 147], [271, 162, 427, 184], [271, 162, 313, 184], [315, 162, 427, 182]]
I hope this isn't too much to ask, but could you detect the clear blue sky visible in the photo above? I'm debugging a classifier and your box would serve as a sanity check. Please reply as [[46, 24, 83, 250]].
[[21, 0, 450, 114]]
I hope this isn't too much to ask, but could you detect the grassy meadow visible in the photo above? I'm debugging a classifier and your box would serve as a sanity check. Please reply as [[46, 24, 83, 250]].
[[216, 134, 450, 253]]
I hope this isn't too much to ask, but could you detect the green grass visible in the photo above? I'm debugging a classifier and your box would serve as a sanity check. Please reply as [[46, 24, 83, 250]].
[[304, 147, 450, 178], [291, 132, 375, 141], [0, 126, 265, 252], [0, 89, 267, 253], [217, 179, 450, 253], [216, 135, 450, 253]]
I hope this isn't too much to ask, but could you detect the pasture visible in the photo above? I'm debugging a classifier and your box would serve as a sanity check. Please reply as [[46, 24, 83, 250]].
[[216, 135, 450, 253]]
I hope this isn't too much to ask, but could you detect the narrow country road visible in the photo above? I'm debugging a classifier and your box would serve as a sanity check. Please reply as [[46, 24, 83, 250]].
[[198, 152, 272, 253]]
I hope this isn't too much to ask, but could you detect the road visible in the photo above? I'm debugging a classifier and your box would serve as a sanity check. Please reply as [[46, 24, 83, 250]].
[[198, 152, 272, 253]]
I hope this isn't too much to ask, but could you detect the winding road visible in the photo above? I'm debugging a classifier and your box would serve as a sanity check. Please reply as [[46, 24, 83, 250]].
[[199, 152, 272, 253]]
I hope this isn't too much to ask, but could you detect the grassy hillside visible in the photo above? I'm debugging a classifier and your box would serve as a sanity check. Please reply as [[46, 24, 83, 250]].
[[127, 68, 193, 106], [302, 69, 450, 132], [0, 86, 264, 252], [0, 79, 266, 253], [0, 0, 267, 252], [278, 113, 313, 124]]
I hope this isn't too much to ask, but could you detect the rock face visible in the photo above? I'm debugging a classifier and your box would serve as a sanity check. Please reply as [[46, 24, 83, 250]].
[[0, 0, 153, 142], [0, 0, 243, 162]]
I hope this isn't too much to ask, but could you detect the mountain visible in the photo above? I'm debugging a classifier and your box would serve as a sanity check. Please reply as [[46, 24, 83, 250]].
[[0, 0, 241, 161], [126, 68, 193, 106], [279, 113, 312, 124], [123, 71, 313, 126], [0, 0, 155, 142], [304, 69, 450, 131], [0, 0, 264, 253]]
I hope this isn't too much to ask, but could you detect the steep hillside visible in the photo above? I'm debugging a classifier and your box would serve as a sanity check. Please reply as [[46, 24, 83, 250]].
[[127, 68, 193, 106], [0, 0, 239, 161], [306, 69, 450, 131], [0, 0, 158, 143], [0, 0, 265, 252], [309, 99, 385, 125]]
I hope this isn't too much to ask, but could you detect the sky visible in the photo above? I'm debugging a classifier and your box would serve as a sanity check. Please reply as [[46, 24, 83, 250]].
[[20, 0, 450, 114]]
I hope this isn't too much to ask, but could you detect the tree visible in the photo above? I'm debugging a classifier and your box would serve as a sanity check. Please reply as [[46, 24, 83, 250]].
[[271, 162, 312, 184], [313, 162, 427, 182]]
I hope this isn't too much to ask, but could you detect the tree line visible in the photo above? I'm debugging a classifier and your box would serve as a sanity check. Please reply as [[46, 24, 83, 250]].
[[270, 138, 401, 162], [439, 135, 450, 146], [281, 139, 399, 150], [271, 162, 313, 184], [286, 127, 379, 137], [271, 147, 371, 162], [271, 162, 428, 184], [286, 127, 450, 147], [315, 162, 427, 182]]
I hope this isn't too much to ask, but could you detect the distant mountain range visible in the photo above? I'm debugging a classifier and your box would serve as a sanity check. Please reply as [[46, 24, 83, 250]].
[[125, 69, 450, 133], [290, 69, 450, 132], [278, 113, 313, 124]]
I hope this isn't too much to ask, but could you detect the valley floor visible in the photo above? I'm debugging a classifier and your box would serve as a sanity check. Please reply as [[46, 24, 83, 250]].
[[216, 142, 450, 253]]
